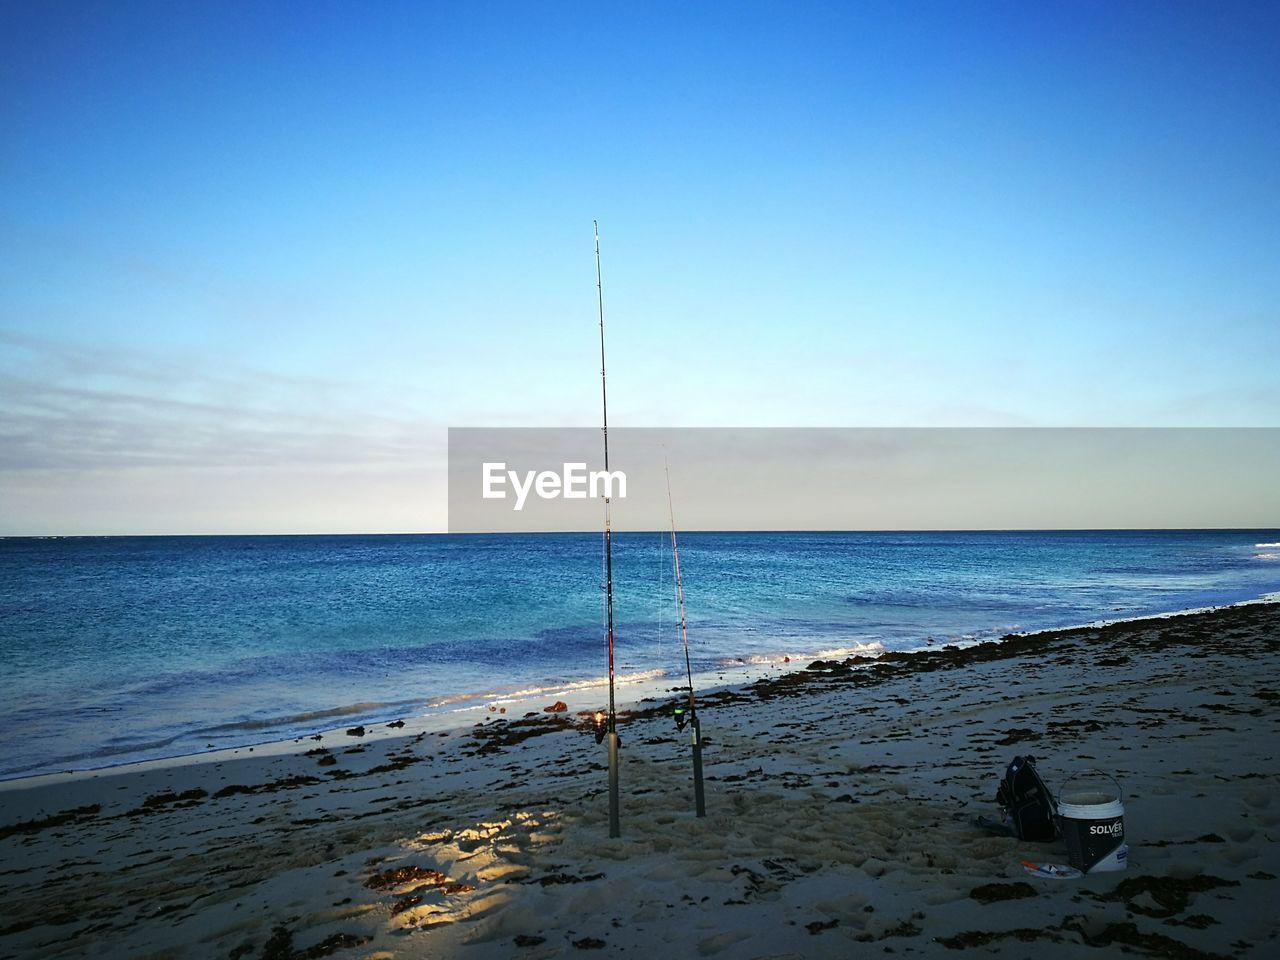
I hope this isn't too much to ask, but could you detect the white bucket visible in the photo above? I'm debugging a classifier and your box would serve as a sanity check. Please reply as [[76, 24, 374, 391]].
[[1057, 772, 1127, 873]]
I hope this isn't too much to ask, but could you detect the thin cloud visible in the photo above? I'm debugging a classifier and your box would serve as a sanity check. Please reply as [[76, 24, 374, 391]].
[[0, 334, 441, 472]]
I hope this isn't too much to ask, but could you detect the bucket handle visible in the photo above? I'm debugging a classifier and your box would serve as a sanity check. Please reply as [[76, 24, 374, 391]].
[[1056, 768, 1124, 805]]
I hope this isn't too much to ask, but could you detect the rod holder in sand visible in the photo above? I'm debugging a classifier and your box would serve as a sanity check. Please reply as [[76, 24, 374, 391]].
[[690, 714, 706, 818], [607, 731, 620, 837], [675, 704, 706, 817]]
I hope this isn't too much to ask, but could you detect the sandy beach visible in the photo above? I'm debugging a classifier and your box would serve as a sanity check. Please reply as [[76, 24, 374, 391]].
[[2, 601, 1277, 959]]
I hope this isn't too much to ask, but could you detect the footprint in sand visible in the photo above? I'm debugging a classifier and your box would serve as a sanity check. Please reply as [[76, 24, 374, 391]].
[[1240, 789, 1270, 810], [696, 930, 753, 954], [1221, 846, 1258, 865]]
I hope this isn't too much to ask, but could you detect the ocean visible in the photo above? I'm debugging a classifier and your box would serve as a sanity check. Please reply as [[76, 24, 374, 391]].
[[1, 530, 1278, 781]]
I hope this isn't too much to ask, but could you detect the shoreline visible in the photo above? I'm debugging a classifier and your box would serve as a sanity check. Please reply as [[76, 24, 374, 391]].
[[5, 591, 1277, 790], [2, 600, 1278, 957], [5, 527, 1277, 785]]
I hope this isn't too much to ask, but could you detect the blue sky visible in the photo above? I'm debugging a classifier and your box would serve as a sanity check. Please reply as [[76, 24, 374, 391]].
[[1, 1, 1277, 534]]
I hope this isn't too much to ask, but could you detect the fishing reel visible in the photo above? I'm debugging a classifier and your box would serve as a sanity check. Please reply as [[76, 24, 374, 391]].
[[673, 705, 688, 732], [593, 711, 607, 744]]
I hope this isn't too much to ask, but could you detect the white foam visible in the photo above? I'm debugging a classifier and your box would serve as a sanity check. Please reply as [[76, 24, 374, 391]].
[[811, 641, 886, 660], [716, 641, 885, 668], [1255, 542, 1280, 548], [481, 669, 669, 706]]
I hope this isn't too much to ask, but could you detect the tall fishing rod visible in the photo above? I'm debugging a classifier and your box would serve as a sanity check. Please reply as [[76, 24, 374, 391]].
[[595, 220, 621, 839], [665, 456, 706, 817]]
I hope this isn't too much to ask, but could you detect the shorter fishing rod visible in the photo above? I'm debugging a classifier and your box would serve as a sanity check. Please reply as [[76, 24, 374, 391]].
[[665, 456, 705, 817]]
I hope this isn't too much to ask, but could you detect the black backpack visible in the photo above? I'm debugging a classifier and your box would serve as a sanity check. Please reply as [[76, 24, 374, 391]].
[[995, 755, 1058, 842]]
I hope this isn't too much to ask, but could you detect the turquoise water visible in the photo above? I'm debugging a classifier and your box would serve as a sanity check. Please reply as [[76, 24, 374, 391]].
[[1, 530, 1277, 780]]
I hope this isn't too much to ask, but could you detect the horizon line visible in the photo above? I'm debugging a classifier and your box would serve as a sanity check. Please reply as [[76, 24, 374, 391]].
[[3, 525, 1279, 540]]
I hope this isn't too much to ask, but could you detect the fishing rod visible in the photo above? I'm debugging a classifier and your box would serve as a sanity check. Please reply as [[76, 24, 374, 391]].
[[595, 220, 621, 839], [665, 456, 706, 817]]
